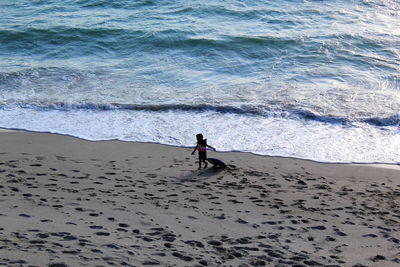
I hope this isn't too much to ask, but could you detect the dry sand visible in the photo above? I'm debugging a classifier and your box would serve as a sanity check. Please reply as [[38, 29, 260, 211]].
[[0, 130, 399, 267]]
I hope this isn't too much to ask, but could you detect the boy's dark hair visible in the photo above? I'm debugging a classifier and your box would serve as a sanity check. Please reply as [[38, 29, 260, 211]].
[[196, 133, 203, 140]]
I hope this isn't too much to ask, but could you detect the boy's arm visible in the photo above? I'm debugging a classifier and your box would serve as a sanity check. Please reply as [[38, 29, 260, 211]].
[[207, 145, 216, 151], [191, 145, 198, 154]]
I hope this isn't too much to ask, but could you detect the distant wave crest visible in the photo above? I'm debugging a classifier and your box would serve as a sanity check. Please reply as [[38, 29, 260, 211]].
[[0, 27, 298, 55], [1, 102, 398, 127]]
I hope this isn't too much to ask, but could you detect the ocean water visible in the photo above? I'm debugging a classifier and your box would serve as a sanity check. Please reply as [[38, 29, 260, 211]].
[[0, 0, 399, 163]]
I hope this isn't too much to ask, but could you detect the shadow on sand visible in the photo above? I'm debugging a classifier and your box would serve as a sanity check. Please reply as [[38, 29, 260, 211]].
[[179, 166, 225, 182]]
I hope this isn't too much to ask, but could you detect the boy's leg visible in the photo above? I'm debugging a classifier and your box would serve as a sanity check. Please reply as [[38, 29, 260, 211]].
[[199, 152, 206, 168]]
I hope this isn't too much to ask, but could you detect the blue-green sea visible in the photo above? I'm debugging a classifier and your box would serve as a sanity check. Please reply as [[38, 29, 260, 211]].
[[0, 0, 399, 163]]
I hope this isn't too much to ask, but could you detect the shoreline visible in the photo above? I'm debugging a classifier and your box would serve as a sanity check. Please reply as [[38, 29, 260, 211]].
[[1, 127, 399, 169], [0, 130, 399, 266]]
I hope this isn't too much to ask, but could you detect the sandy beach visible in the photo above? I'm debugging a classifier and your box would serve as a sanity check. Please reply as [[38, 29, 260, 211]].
[[0, 130, 399, 267]]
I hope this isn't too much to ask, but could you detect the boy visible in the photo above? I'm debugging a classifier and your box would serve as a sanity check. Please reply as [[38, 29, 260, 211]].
[[191, 133, 216, 169]]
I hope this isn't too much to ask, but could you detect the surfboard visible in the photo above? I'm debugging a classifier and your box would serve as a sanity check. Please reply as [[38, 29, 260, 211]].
[[206, 158, 227, 168]]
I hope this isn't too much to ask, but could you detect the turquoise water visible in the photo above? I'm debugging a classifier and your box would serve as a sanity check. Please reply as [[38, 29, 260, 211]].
[[0, 0, 399, 163]]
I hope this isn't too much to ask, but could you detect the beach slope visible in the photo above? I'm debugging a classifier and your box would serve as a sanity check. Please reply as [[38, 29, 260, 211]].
[[0, 131, 399, 266]]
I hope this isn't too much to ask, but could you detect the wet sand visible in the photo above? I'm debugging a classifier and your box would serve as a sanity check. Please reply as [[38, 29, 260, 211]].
[[0, 130, 399, 267]]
